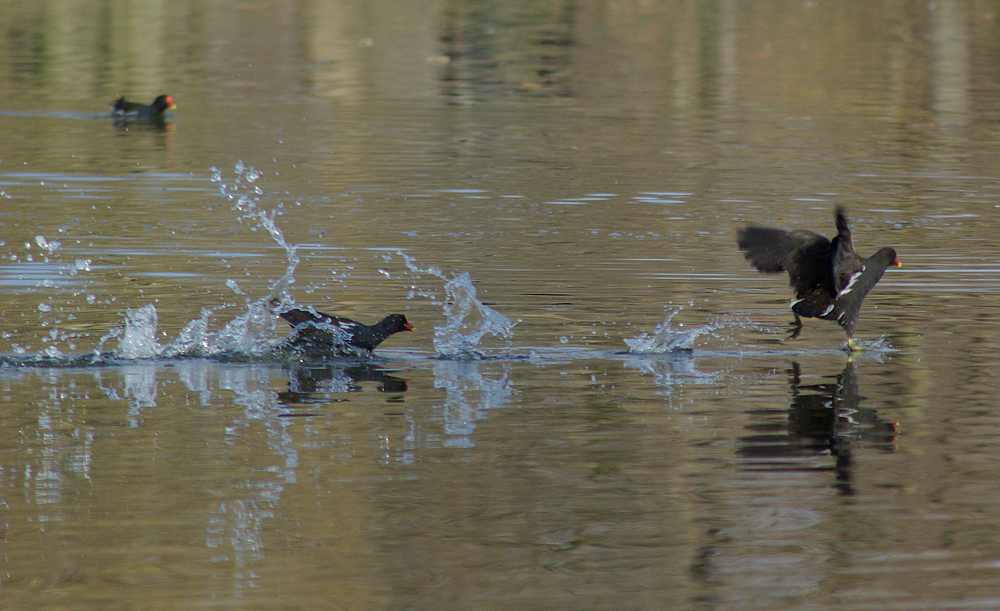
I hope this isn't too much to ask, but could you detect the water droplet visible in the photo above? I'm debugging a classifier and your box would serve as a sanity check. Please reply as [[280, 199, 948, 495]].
[[35, 235, 60, 254], [38, 303, 52, 313], [559, 336, 569, 344]]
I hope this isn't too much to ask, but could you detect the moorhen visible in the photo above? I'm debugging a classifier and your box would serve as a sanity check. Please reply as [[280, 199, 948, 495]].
[[274, 302, 414, 355], [737, 207, 902, 351], [111, 94, 176, 120]]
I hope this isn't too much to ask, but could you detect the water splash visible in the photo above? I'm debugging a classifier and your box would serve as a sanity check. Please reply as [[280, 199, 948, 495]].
[[34, 235, 61, 255], [210, 161, 298, 298], [1, 161, 358, 364], [847, 336, 896, 356], [81, 162, 301, 361], [396, 251, 515, 359], [115, 304, 163, 359], [624, 306, 727, 354]]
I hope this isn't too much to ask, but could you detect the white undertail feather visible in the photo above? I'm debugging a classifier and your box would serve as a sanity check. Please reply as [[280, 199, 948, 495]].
[[790, 298, 804, 309]]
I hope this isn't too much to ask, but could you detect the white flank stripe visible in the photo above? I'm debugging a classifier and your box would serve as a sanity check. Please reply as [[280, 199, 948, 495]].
[[821, 304, 835, 316], [790, 298, 804, 309], [838, 266, 865, 297]]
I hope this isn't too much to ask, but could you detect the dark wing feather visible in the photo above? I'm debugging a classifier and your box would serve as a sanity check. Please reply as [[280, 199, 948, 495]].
[[784, 233, 835, 299], [278, 307, 360, 336], [278, 307, 333, 327], [277, 307, 365, 352], [112, 98, 145, 113], [278, 307, 360, 329], [738, 227, 828, 274]]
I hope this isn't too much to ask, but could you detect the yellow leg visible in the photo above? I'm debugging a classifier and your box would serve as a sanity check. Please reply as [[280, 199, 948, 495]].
[[846, 337, 862, 352]]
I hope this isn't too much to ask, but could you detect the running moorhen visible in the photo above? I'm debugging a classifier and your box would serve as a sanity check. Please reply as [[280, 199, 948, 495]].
[[111, 94, 176, 120], [274, 302, 414, 355], [737, 207, 901, 351]]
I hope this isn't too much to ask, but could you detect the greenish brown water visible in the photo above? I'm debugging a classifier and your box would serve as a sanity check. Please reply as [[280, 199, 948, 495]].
[[3, 1, 1000, 609]]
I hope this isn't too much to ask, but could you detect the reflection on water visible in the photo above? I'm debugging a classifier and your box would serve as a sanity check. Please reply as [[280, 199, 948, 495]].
[[433, 359, 513, 447], [278, 363, 408, 406], [0, 358, 512, 590], [739, 360, 898, 496]]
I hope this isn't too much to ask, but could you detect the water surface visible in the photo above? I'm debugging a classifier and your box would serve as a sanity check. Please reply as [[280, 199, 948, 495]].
[[3, 1, 1000, 608]]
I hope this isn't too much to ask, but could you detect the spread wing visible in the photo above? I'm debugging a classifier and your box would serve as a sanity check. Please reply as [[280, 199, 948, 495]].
[[736, 226, 830, 276], [737, 227, 828, 274], [785, 234, 835, 299]]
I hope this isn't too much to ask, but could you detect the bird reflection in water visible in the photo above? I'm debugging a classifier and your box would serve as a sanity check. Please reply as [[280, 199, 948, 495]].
[[277, 363, 408, 409], [738, 360, 899, 495]]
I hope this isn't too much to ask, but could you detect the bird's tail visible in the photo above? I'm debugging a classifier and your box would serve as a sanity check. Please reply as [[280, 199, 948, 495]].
[[835, 207, 850, 237]]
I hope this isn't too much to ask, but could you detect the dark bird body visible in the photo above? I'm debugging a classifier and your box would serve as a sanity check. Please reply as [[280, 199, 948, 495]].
[[737, 207, 901, 350], [111, 94, 176, 120], [275, 304, 413, 355]]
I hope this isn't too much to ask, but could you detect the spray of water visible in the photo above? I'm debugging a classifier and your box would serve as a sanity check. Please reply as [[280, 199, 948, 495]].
[[395, 250, 515, 359], [94, 161, 312, 360], [624, 306, 727, 354]]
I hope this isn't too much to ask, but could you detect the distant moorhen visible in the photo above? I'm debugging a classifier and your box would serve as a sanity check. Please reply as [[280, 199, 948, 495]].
[[111, 94, 177, 120], [274, 302, 414, 355], [737, 207, 901, 351]]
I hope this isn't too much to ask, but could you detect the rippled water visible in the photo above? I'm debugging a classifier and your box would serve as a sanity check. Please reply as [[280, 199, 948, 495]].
[[3, 1, 1000, 608]]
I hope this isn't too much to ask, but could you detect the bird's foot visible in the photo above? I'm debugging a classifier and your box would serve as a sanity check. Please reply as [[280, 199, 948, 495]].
[[846, 338, 862, 352]]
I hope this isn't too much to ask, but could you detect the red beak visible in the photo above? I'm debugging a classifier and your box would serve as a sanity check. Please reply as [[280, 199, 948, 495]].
[[894, 258, 903, 268], [404, 321, 414, 331]]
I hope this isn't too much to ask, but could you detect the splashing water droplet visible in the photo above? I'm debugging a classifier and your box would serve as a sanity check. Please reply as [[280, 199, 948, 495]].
[[35, 235, 61, 255], [396, 251, 515, 359], [115, 304, 163, 359], [624, 307, 723, 354]]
